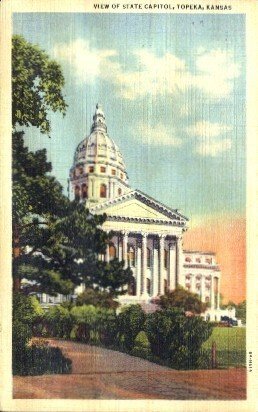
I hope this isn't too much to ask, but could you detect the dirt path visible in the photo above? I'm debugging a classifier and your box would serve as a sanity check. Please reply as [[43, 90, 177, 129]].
[[13, 339, 246, 400]]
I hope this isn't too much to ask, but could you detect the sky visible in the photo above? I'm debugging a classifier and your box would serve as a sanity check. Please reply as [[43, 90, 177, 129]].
[[13, 13, 246, 302]]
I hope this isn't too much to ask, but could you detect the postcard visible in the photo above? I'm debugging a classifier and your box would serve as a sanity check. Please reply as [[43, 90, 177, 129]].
[[0, 0, 257, 411]]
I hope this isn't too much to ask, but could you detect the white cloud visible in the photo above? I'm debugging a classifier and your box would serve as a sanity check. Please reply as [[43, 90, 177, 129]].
[[187, 121, 232, 156], [193, 49, 240, 98], [53, 39, 118, 83], [52, 39, 240, 100], [134, 123, 182, 147], [195, 138, 232, 156], [187, 121, 232, 138]]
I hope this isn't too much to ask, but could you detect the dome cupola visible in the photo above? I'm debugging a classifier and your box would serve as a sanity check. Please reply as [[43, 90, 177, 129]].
[[70, 104, 130, 205]]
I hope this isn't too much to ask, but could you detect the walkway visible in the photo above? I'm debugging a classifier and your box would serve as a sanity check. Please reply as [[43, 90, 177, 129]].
[[13, 339, 246, 399]]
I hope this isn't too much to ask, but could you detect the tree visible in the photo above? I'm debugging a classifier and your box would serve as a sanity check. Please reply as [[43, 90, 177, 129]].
[[12, 35, 67, 135], [117, 304, 146, 351], [76, 288, 119, 309], [12, 35, 132, 297], [236, 300, 246, 324], [157, 286, 207, 314], [145, 308, 213, 369]]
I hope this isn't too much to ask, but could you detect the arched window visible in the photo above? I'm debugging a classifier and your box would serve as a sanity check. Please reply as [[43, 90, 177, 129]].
[[81, 183, 88, 199], [118, 188, 122, 196], [100, 184, 107, 198], [128, 246, 135, 267], [128, 277, 136, 296], [147, 278, 151, 295], [74, 185, 80, 200], [164, 249, 168, 269], [109, 244, 116, 260], [147, 248, 151, 268]]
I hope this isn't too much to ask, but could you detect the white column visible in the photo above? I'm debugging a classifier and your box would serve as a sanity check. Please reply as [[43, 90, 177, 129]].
[[141, 233, 148, 295], [136, 237, 142, 297], [159, 235, 165, 295], [217, 277, 220, 309], [122, 232, 128, 268], [168, 241, 176, 290], [152, 238, 159, 297], [210, 276, 214, 309], [176, 236, 184, 287]]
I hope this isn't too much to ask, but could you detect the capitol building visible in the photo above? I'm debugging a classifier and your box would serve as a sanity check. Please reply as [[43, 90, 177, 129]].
[[39, 104, 236, 321]]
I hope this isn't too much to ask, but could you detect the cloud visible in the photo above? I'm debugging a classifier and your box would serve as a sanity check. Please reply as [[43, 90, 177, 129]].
[[52, 39, 240, 100], [187, 121, 232, 156], [134, 123, 182, 147], [195, 138, 232, 156], [53, 39, 118, 83], [193, 49, 241, 98], [187, 121, 232, 138]]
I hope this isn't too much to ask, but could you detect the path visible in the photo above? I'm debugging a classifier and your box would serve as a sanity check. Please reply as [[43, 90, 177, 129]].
[[13, 339, 246, 400]]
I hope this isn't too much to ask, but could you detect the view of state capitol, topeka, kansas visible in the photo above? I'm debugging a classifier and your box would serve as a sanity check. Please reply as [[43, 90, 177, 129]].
[[39, 104, 236, 322]]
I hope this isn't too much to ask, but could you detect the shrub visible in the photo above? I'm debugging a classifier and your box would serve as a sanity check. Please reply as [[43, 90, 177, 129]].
[[95, 308, 118, 346], [70, 305, 98, 343], [12, 293, 72, 376], [76, 288, 119, 309], [44, 305, 73, 339], [13, 345, 72, 376], [145, 308, 212, 369], [117, 304, 146, 351]]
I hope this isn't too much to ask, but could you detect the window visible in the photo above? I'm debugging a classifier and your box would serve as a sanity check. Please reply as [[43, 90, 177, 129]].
[[120, 173, 123, 179], [185, 256, 192, 262], [118, 188, 122, 196], [89, 166, 94, 173], [147, 278, 151, 295], [100, 166, 106, 173], [79, 166, 84, 175], [112, 169, 116, 176], [164, 249, 168, 269], [147, 248, 151, 268], [196, 257, 201, 263], [109, 244, 116, 260], [128, 246, 135, 267], [74, 185, 80, 199], [81, 183, 88, 199], [100, 184, 107, 198], [205, 257, 212, 264]]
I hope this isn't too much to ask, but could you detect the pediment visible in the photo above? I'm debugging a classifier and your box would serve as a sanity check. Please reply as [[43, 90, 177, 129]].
[[90, 190, 188, 225]]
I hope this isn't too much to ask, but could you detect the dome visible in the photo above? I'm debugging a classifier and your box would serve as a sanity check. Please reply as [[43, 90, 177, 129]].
[[70, 104, 130, 205]]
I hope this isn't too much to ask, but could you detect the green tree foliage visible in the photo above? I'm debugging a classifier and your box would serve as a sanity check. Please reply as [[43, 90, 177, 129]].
[[76, 288, 119, 309], [12, 35, 67, 135], [117, 304, 146, 351], [236, 300, 246, 324], [12, 36, 132, 297], [158, 286, 207, 314], [44, 305, 73, 339], [145, 308, 212, 369]]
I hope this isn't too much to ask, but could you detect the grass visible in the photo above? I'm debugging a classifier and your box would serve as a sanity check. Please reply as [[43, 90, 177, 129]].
[[202, 327, 246, 351], [201, 327, 246, 368]]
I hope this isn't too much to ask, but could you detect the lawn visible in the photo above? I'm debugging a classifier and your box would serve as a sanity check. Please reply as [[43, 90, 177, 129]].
[[202, 327, 246, 367], [202, 326, 246, 351]]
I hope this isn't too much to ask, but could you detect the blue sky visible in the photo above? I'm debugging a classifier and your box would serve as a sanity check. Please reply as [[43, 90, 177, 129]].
[[13, 13, 245, 222]]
